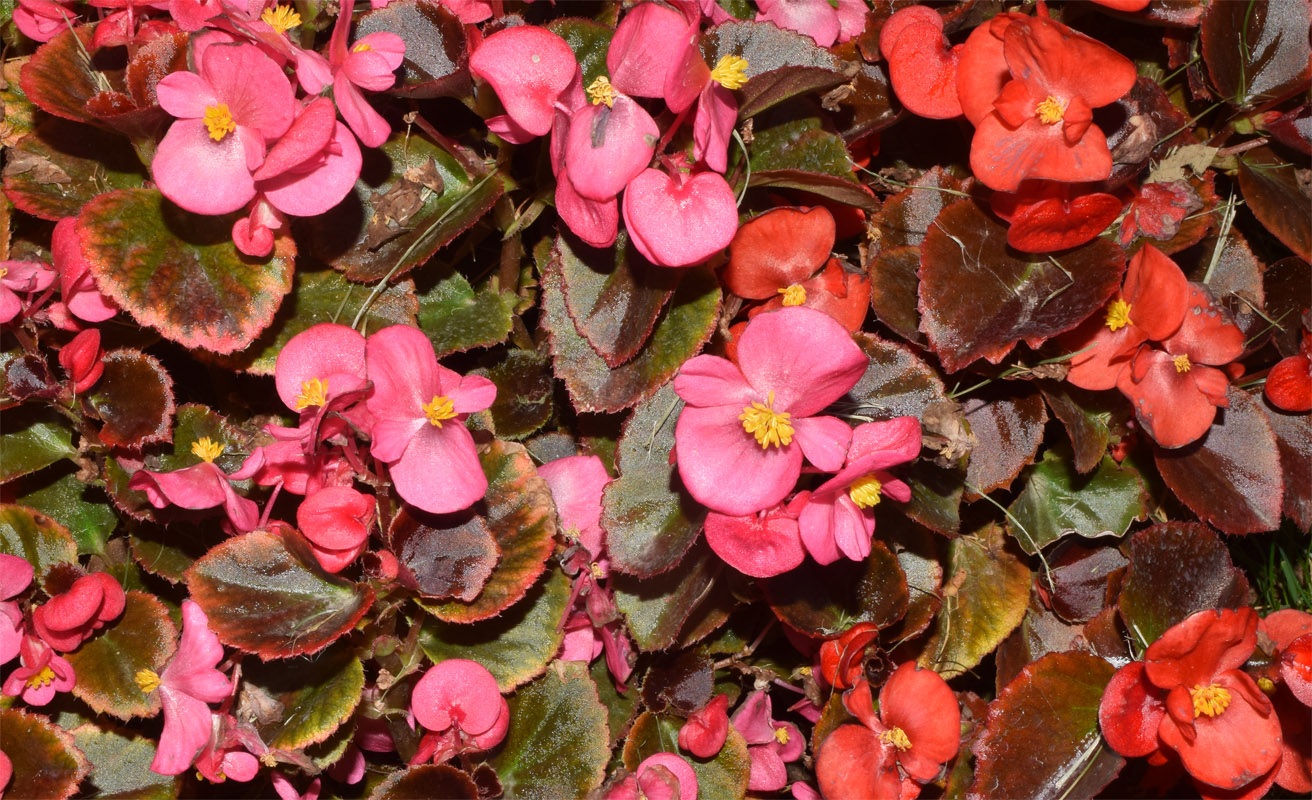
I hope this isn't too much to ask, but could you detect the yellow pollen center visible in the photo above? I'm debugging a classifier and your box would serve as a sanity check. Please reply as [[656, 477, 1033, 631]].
[[778, 284, 807, 306], [739, 391, 793, 449], [191, 437, 225, 463], [422, 395, 457, 427], [1104, 299, 1132, 332], [1257, 677, 1276, 695], [135, 668, 161, 694], [589, 562, 604, 578], [586, 76, 617, 108], [294, 377, 330, 410], [848, 474, 884, 509], [1173, 354, 1192, 373], [26, 665, 57, 690], [260, 4, 301, 34], [710, 55, 750, 90], [1035, 95, 1065, 124], [0, 267, 8, 280], [773, 727, 790, 745], [352, 42, 373, 52], [203, 103, 236, 142], [259, 753, 278, 768], [1190, 683, 1231, 717], [798, 666, 812, 677], [880, 727, 912, 751]]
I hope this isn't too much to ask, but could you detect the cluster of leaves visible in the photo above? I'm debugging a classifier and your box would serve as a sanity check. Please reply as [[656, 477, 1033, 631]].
[[0, 0, 1309, 799]]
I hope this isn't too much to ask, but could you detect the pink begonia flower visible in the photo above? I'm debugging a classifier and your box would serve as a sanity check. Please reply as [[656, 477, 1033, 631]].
[[140, 600, 233, 775], [0, 260, 58, 324], [128, 437, 265, 532], [471, 25, 578, 142], [153, 42, 296, 215], [51, 217, 117, 324], [797, 416, 920, 565], [608, 2, 694, 99], [296, 486, 375, 573], [704, 496, 807, 578], [272, 774, 321, 800], [60, 329, 105, 395], [622, 167, 738, 267], [245, 434, 353, 496], [732, 690, 804, 792], [757, 0, 868, 47], [0, 553, 34, 665], [565, 80, 659, 202], [0, 751, 10, 797], [232, 197, 284, 258], [440, 0, 491, 23], [311, 0, 405, 148], [253, 97, 363, 218], [192, 715, 260, 785], [32, 571, 125, 652], [169, 0, 222, 31], [365, 325, 496, 515], [410, 659, 510, 765], [272, 321, 371, 441], [673, 307, 866, 516], [680, 694, 730, 758], [606, 752, 700, 800], [556, 169, 620, 248], [2, 635, 76, 706], [13, 0, 79, 42]]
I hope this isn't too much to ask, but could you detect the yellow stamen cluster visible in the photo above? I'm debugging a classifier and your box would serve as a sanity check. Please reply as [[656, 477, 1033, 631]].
[[203, 103, 236, 142], [422, 395, 457, 427], [740, 391, 793, 449], [773, 727, 791, 745], [191, 437, 225, 463], [710, 55, 750, 90], [1035, 95, 1065, 125], [778, 284, 807, 306], [1104, 299, 1132, 332], [1190, 683, 1231, 717], [587, 76, 617, 108], [0, 267, 8, 280], [848, 474, 884, 509], [589, 562, 604, 579], [26, 665, 57, 690], [294, 377, 330, 410], [1173, 354, 1192, 373], [353, 42, 373, 53], [260, 4, 301, 34], [880, 727, 912, 751], [135, 668, 161, 694]]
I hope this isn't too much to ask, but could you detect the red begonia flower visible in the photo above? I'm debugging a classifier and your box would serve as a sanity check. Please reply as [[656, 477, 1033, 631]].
[[1091, 0, 1151, 10], [990, 183, 1124, 252], [59, 328, 105, 395], [704, 496, 807, 578], [0, 260, 57, 324], [52, 217, 117, 324], [1282, 633, 1312, 708], [882, 6, 963, 119], [679, 694, 730, 758], [817, 621, 880, 691], [1261, 611, 1312, 793], [129, 439, 265, 533], [1117, 181, 1203, 247], [32, 571, 125, 652]]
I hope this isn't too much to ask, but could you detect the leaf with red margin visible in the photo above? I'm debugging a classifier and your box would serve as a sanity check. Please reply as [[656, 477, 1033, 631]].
[[0, 708, 90, 800], [1117, 522, 1250, 648], [18, 25, 104, 124], [85, 32, 189, 141], [870, 167, 970, 251], [1261, 397, 1312, 530], [1201, 0, 1312, 108], [88, 349, 175, 450], [369, 764, 480, 799], [419, 439, 556, 623], [918, 200, 1125, 372], [186, 529, 375, 659], [1238, 146, 1312, 261], [242, 643, 365, 751], [0, 504, 78, 580], [357, 0, 470, 99], [613, 539, 721, 652], [66, 590, 177, 720], [963, 389, 1048, 497], [2, 118, 146, 221], [967, 652, 1124, 800], [1155, 387, 1284, 534], [388, 507, 500, 602], [761, 539, 908, 636], [78, 189, 295, 354]]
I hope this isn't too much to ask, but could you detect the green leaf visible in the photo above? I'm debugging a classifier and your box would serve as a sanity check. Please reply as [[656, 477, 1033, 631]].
[[543, 243, 720, 413], [186, 529, 375, 659], [415, 271, 516, 358], [0, 503, 78, 580], [10, 466, 118, 556], [0, 708, 90, 800], [486, 661, 610, 800], [1007, 449, 1146, 555], [89, 350, 176, 450], [902, 461, 964, 536], [67, 591, 178, 720], [1, 117, 146, 221], [0, 405, 76, 482], [601, 382, 706, 578], [547, 18, 615, 90], [623, 711, 751, 800], [762, 539, 908, 636], [613, 540, 722, 652], [919, 524, 1031, 679], [244, 644, 365, 751], [591, 656, 640, 747], [749, 115, 856, 179], [419, 566, 570, 692], [71, 722, 181, 800], [367, 765, 479, 800], [78, 188, 295, 354], [473, 349, 555, 440]]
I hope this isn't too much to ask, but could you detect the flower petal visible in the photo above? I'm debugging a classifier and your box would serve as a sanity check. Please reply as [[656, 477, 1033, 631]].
[[675, 403, 802, 516], [389, 424, 487, 514], [704, 508, 805, 578], [736, 307, 867, 418]]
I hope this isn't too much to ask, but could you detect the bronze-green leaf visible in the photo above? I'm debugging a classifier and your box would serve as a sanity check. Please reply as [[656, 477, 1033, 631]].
[[89, 349, 176, 450], [613, 540, 722, 652], [473, 349, 555, 440], [2, 118, 146, 221], [11, 466, 118, 556], [67, 591, 177, 720], [368, 764, 479, 799], [1007, 449, 1146, 555], [762, 539, 908, 636], [245, 644, 365, 751], [415, 271, 517, 358], [0, 504, 78, 580], [0, 708, 90, 800], [358, 0, 470, 99]]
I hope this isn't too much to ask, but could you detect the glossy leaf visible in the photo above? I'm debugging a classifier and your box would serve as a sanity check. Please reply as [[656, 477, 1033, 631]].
[[0, 708, 90, 800], [748, 117, 872, 209], [0, 405, 76, 482], [11, 466, 118, 556], [994, 596, 1089, 692], [358, 0, 470, 99], [601, 381, 706, 578], [390, 508, 499, 602], [130, 522, 215, 584], [78, 188, 295, 354], [0, 503, 78, 579], [738, 65, 847, 120], [1237, 146, 1312, 261], [613, 540, 722, 652], [869, 166, 970, 251], [89, 349, 175, 450], [1201, 0, 1312, 108], [186, 529, 375, 659], [919, 524, 1031, 679], [902, 461, 964, 536], [18, 24, 102, 124], [474, 349, 554, 440], [67, 591, 177, 720], [1262, 398, 1312, 530], [846, 333, 948, 420], [486, 661, 610, 800], [623, 711, 752, 799], [835, 61, 899, 142], [919, 200, 1124, 372], [968, 652, 1124, 800], [762, 539, 908, 636], [70, 722, 180, 800], [963, 390, 1048, 497], [1117, 522, 1250, 649], [415, 271, 517, 358], [1046, 543, 1128, 625], [1263, 257, 1310, 357], [419, 566, 569, 691], [543, 248, 720, 413], [1041, 385, 1117, 475], [1154, 387, 1284, 534], [867, 245, 924, 345], [245, 644, 365, 751], [2, 118, 146, 221], [420, 439, 556, 623], [368, 765, 479, 799], [1007, 449, 1145, 555]]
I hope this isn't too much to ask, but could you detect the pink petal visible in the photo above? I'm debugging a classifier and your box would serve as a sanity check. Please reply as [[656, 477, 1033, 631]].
[[0, 554, 34, 601], [848, 417, 922, 469], [201, 42, 295, 141], [555, 169, 619, 247], [608, 2, 692, 98], [797, 494, 843, 565], [390, 424, 487, 514], [449, 372, 497, 414], [675, 403, 803, 516], [152, 119, 257, 216], [53, 218, 117, 323], [156, 69, 218, 120], [334, 78, 391, 148], [791, 415, 852, 472], [343, 32, 405, 90], [253, 98, 337, 183], [0, 260, 57, 293], [704, 508, 805, 577], [731, 690, 778, 744], [537, 455, 611, 555], [693, 83, 736, 173], [467, 697, 510, 750], [470, 26, 578, 138], [261, 121, 363, 217], [297, 486, 374, 551], [129, 463, 229, 512], [565, 97, 659, 202], [747, 744, 789, 792], [622, 169, 739, 267], [735, 307, 867, 417], [370, 417, 426, 463], [152, 692, 215, 774], [673, 354, 754, 408], [274, 322, 367, 412], [636, 753, 698, 800], [163, 601, 230, 703], [366, 325, 437, 426], [663, 26, 710, 114], [487, 113, 539, 145], [831, 495, 874, 562], [411, 658, 504, 735], [757, 0, 840, 47]]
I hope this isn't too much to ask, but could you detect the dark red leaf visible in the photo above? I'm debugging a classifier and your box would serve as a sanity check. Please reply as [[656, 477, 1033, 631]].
[[89, 349, 175, 450], [357, 0, 471, 99], [963, 389, 1048, 496], [1201, 0, 1312, 107], [1237, 146, 1312, 261], [389, 508, 499, 602]]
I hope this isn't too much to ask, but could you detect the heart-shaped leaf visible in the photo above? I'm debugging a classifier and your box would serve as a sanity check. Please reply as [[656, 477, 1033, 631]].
[[1201, 0, 1312, 108], [415, 270, 517, 358], [486, 661, 610, 799], [358, 0, 470, 99], [419, 439, 556, 623], [1041, 385, 1118, 475], [18, 24, 102, 124], [89, 349, 175, 450], [368, 765, 480, 799], [473, 349, 554, 440], [963, 390, 1048, 497], [390, 508, 500, 602], [543, 249, 720, 413], [846, 333, 948, 420], [187, 529, 375, 658], [968, 652, 1124, 800], [613, 540, 722, 652], [1155, 387, 1284, 534], [623, 711, 751, 799], [10, 466, 118, 556], [0, 504, 78, 579], [1237, 146, 1312, 261], [0, 405, 76, 482], [70, 722, 180, 800], [1262, 398, 1312, 530], [78, 188, 295, 354], [761, 538, 908, 636], [0, 708, 90, 800], [67, 590, 177, 720], [919, 524, 1030, 679], [1117, 522, 1250, 649], [2, 118, 146, 221], [602, 381, 706, 578], [419, 566, 570, 691], [919, 200, 1124, 372], [244, 643, 365, 751], [1007, 449, 1146, 555]]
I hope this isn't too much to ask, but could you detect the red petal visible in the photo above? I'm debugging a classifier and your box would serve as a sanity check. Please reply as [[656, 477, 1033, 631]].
[[816, 724, 900, 800], [970, 113, 1113, 192], [1005, 192, 1124, 252], [1123, 245, 1189, 342], [1117, 347, 1219, 449], [1157, 671, 1282, 790], [1001, 16, 1136, 111], [878, 663, 960, 781], [1265, 355, 1312, 412], [1144, 608, 1259, 691], [1281, 633, 1312, 708], [956, 15, 1015, 125], [723, 207, 835, 299], [1098, 662, 1168, 758], [888, 22, 962, 120], [878, 5, 942, 62]]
